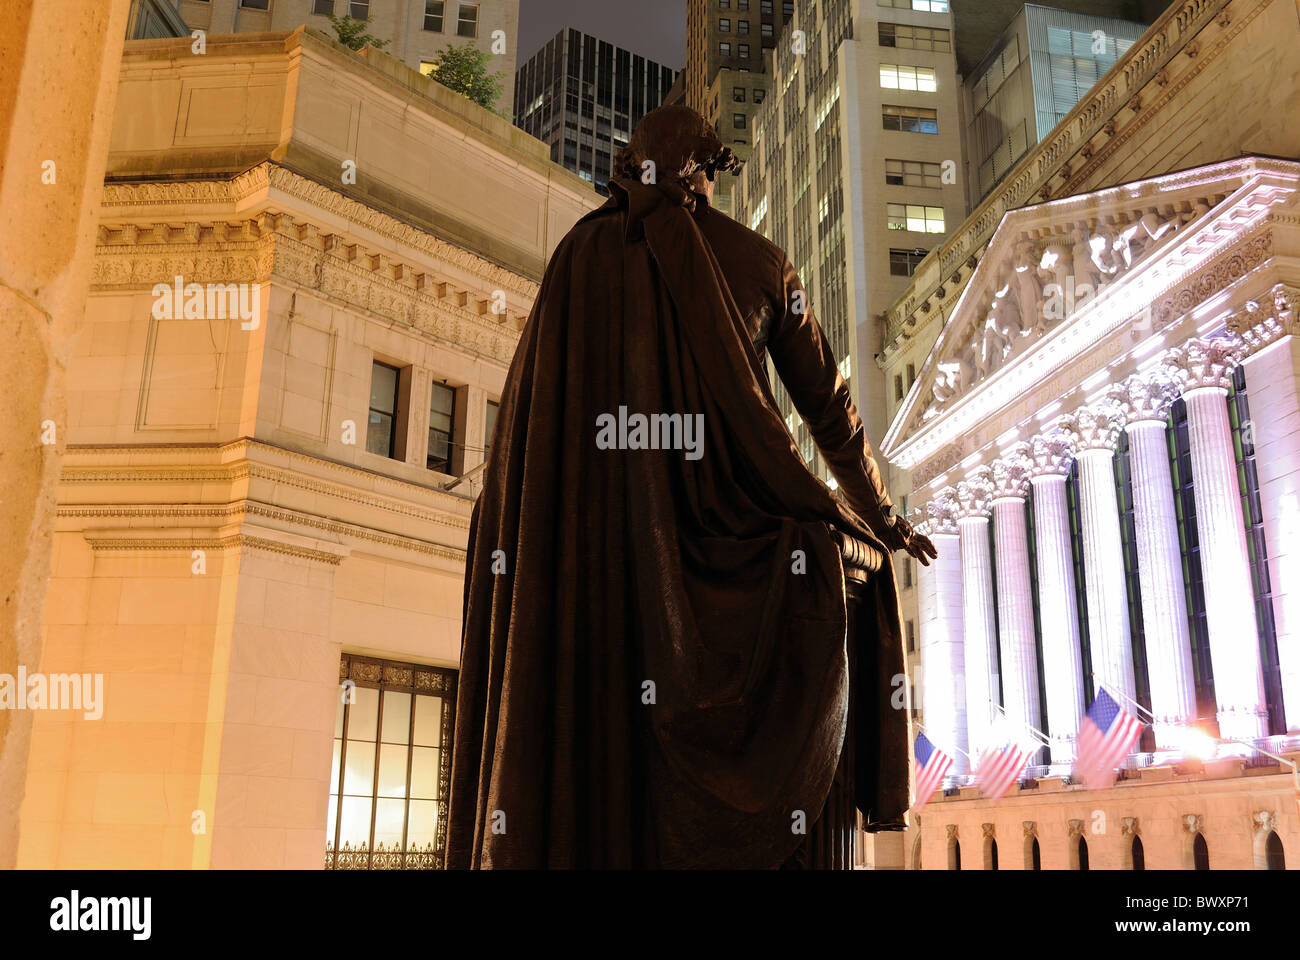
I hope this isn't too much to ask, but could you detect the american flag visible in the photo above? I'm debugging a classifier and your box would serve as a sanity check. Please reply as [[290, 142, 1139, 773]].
[[914, 733, 953, 810], [1077, 688, 1144, 790], [974, 744, 1028, 800]]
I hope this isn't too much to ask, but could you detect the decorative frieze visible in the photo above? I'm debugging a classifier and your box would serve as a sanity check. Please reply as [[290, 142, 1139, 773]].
[[1228, 282, 1300, 355]]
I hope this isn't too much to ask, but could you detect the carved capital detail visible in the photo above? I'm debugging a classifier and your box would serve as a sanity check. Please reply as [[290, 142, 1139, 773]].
[[925, 487, 962, 537], [1253, 810, 1278, 835], [1110, 371, 1179, 424], [1164, 337, 1242, 394], [946, 824, 959, 842], [981, 822, 996, 840], [954, 467, 994, 520], [1027, 432, 1073, 479], [1067, 819, 1085, 839], [991, 443, 1032, 500], [1182, 813, 1204, 836], [1121, 817, 1140, 838], [1229, 283, 1300, 356], [1061, 405, 1123, 454], [1023, 820, 1038, 840]]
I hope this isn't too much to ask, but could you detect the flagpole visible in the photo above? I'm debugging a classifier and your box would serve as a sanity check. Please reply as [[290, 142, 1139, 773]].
[[915, 723, 973, 762], [1091, 673, 1156, 723], [994, 704, 1051, 747]]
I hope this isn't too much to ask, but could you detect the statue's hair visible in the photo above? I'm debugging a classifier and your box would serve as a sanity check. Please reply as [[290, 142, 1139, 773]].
[[612, 105, 740, 186]]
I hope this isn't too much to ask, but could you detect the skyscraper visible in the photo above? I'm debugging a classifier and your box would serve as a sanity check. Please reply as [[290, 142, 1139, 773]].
[[514, 28, 680, 195]]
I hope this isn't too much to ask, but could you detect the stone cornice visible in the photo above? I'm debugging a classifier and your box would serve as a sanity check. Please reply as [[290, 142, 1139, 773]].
[[1229, 282, 1300, 354], [82, 527, 349, 566]]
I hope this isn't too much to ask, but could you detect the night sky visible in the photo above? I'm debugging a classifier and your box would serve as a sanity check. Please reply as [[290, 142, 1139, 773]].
[[518, 0, 687, 69]]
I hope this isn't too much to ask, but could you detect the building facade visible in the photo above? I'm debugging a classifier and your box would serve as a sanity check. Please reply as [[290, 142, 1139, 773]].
[[733, 0, 966, 488], [513, 28, 679, 195], [963, 4, 1148, 204], [14, 29, 597, 869], [878, 0, 1300, 869], [177, 0, 520, 114]]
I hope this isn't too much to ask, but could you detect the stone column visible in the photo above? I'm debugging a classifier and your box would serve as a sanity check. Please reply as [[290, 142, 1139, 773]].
[[991, 445, 1042, 762], [0, 0, 132, 868], [1027, 432, 1086, 767], [1233, 289, 1300, 732], [1061, 405, 1136, 707], [1165, 338, 1269, 740], [955, 467, 999, 759], [1110, 373, 1198, 748], [916, 489, 967, 773]]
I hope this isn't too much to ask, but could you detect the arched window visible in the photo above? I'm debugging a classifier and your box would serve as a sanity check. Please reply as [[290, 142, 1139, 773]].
[[1132, 835, 1145, 871], [948, 834, 961, 871], [1193, 833, 1209, 870], [1025, 836, 1041, 870], [985, 838, 998, 870], [1266, 831, 1285, 870], [1077, 836, 1089, 871]]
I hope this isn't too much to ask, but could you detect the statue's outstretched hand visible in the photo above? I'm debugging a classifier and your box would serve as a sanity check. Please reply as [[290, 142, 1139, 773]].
[[885, 514, 938, 567]]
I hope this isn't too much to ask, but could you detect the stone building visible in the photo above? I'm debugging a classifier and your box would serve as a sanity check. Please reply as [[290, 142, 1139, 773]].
[[177, 0, 521, 114], [880, 0, 1300, 869], [14, 28, 596, 869]]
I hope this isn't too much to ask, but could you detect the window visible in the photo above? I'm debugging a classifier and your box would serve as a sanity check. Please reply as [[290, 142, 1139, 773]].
[[368, 361, 402, 459], [720, 42, 732, 57], [1077, 836, 1090, 870], [456, 1, 478, 37], [907, 362, 916, 386], [754, 88, 765, 104], [349, 0, 369, 18], [312, 0, 334, 14], [882, 104, 938, 133], [241, 0, 269, 8], [880, 64, 938, 92], [894, 373, 904, 401], [905, 620, 915, 652], [879, 0, 948, 10], [1266, 831, 1285, 870], [762, 23, 774, 37], [1132, 836, 1145, 870], [485, 400, 500, 459], [423, 0, 444, 31], [783, 1, 793, 15], [739, 44, 750, 59], [887, 203, 944, 233], [733, 86, 746, 102], [734, 113, 746, 129], [738, 19, 750, 35], [762, 0, 773, 12], [428, 382, 456, 474], [886, 158, 942, 188], [719, 17, 731, 31], [879, 22, 951, 51], [889, 247, 927, 276], [903, 558, 913, 589], [738, 0, 749, 8], [1030, 837, 1042, 870], [419, 60, 438, 77], [720, 0, 730, 6], [326, 654, 457, 870], [1193, 833, 1209, 870]]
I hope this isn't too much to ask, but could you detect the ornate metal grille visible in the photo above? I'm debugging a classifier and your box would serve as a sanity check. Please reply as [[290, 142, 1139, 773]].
[[325, 655, 457, 870]]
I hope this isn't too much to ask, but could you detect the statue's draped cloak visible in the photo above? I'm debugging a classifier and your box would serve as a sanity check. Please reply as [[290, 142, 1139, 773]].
[[446, 178, 908, 869]]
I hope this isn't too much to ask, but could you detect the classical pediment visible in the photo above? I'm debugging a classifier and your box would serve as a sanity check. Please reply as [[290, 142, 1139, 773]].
[[882, 156, 1300, 473]]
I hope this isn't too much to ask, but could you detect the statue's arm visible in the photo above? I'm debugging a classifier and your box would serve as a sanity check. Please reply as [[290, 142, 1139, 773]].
[[767, 258, 938, 564]]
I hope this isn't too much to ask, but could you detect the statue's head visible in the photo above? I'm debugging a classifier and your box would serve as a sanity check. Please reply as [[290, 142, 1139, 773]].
[[612, 105, 740, 199]]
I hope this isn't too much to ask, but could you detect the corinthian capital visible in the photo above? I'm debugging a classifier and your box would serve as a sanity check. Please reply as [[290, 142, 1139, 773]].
[[954, 466, 994, 520], [991, 443, 1032, 500], [1163, 337, 1241, 394], [1060, 404, 1124, 454], [1027, 432, 1073, 479], [1229, 284, 1300, 356], [925, 486, 962, 536], [1109, 371, 1179, 425]]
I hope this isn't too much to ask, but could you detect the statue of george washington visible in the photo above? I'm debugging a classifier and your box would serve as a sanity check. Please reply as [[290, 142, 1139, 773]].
[[445, 105, 936, 869]]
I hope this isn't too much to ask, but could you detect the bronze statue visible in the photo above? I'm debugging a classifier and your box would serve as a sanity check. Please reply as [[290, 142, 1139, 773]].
[[446, 106, 936, 869]]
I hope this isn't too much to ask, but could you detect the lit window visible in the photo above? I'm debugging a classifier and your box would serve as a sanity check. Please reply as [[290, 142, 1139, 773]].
[[881, 104, 938, 133], [733, 86, 746, 102], [887, 202, 944, 233], [327, 655, 457, 870], [880, 63, 938, 92], [734, 113, 746, 129], [419, 61, 438, 76], [423, 0, 444, 31], [456, 1, 478, 38], [428, 382, 457, 474]]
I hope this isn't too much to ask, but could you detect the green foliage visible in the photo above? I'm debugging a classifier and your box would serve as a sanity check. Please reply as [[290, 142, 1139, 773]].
[[327, 13, 390, 51], [426, 43, 506, 115]]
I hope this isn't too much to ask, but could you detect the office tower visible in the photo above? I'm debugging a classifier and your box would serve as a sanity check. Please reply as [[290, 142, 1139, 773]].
[[514, 28, 680, 195]]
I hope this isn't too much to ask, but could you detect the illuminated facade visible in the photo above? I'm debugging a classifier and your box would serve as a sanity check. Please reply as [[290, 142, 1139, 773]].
[[882, 0, 1300, 869]]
